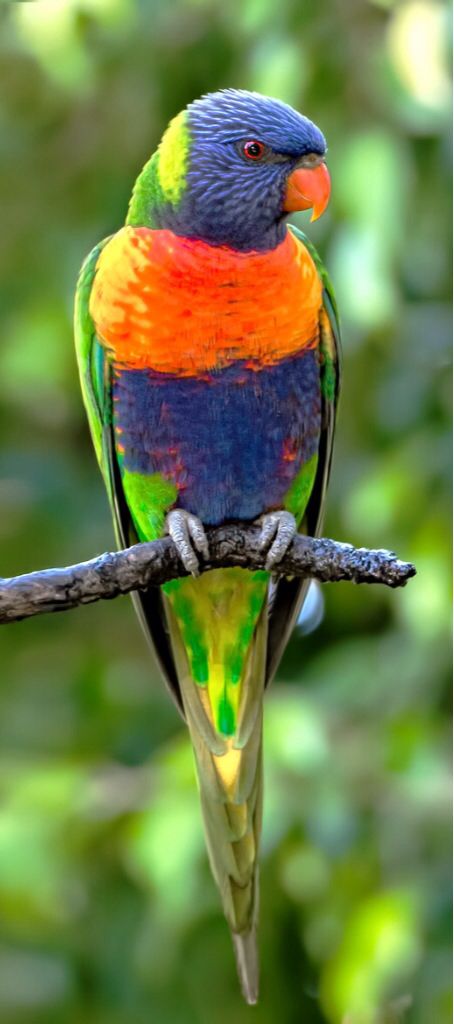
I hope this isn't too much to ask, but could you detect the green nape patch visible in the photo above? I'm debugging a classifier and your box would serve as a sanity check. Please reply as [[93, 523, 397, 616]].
[[127, 110, 190, 226], [126, 152, 166, 228], [157, 110, 190, 205], [284, 452, 318, 522], [121, 469, 177, 542]]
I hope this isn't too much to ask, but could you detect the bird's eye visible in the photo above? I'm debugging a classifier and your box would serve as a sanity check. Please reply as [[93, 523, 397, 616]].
[[242, 140, 267, 161]]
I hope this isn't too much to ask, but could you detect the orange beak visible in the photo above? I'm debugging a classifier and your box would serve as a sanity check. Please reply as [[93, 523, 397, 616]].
[[283, 161, 331, 221]]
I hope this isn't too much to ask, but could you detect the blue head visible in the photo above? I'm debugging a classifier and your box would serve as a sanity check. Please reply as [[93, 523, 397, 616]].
[[127, 89, 329, 252]]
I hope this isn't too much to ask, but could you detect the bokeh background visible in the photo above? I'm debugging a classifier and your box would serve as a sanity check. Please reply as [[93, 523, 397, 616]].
[[0, 1, 451, 1022]]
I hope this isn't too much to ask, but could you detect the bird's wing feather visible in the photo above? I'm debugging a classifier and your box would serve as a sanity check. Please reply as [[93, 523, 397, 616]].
[[74, 240, 184, 715], [265, 224, 341, 683]]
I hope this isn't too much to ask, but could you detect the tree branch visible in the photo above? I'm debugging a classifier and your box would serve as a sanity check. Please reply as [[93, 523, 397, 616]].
[[0, 525, 416, 626]]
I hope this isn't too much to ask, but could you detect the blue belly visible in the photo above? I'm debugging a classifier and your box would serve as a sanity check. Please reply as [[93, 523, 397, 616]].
[[112, 349, 321, 525]]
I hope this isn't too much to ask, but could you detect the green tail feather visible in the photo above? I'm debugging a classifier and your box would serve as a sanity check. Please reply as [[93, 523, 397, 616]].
[[163, 568, 268, 1003]]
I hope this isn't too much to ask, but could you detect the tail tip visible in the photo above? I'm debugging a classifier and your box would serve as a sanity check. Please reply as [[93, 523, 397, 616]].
[[232, 929, 259, 1005]]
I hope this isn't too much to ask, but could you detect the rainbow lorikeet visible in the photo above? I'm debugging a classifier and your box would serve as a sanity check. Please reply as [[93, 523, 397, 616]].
[[74, 89, 340, 1004]]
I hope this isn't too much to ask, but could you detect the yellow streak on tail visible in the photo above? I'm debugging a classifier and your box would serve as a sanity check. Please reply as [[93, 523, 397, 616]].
[[213, 746, 242, 798]]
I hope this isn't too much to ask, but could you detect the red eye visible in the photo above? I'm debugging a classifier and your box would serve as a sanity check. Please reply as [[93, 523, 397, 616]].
[[243, 140, 266, 161]]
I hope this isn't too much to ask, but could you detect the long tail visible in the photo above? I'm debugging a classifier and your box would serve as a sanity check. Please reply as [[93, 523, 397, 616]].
[[163, 568, 268, 1003]]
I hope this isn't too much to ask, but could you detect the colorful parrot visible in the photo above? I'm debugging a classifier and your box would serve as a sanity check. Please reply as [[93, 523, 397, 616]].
[[74, 89, 340, 1004]]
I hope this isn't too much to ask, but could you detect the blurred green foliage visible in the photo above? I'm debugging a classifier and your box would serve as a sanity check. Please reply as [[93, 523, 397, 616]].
[[0, 1, 451, 1022]]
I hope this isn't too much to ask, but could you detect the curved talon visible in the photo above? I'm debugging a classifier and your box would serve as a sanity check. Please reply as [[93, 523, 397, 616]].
[[257, 511, 297, 571], [165, 510, 209, 577]]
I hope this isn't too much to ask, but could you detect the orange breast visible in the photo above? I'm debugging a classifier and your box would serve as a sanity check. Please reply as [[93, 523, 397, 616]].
[[89, 226, 323, 375]]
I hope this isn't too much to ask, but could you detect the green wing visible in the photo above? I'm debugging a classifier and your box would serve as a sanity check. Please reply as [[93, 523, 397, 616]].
[[74, 241, 184, 714], [74, 240, 115, 500], [265, 224, 342, 682], [291, 224, 341, 535]]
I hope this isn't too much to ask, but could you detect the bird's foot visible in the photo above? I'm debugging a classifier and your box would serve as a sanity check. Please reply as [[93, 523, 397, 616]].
[[165, 510, 209, 577], [256, 510, 297, 571]]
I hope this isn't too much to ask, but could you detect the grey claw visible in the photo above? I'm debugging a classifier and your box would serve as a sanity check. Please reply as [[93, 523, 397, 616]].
[[257, 511, 297, 571], [165, 510, 209, 577], [187, 515, 210, 561]]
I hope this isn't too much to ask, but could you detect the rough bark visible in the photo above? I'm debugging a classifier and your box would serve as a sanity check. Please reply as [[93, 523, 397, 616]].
[[0, 525, 416, 625]]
